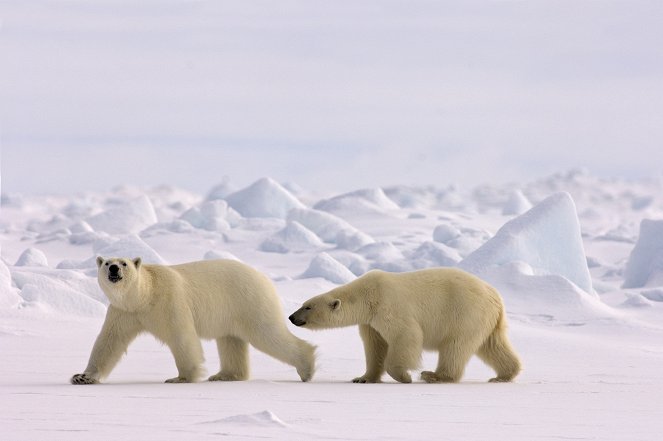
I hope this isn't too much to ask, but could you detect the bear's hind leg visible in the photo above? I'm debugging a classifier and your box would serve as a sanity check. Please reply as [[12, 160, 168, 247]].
[[477, 326, 521, 383], [421, 340, 475, 384], [209, 336, 249, 381], [382, 325, 423, 383], [353, 324, 388, 383], [246, 326, 316, 382]]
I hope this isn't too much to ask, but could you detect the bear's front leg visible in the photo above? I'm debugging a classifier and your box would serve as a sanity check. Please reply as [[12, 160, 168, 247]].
[[164, 312, 205, 383], [71, 306, 142, 385], [353, 325, 388, 383]]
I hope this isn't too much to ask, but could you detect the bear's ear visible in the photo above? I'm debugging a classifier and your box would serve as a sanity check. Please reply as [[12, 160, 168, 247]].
[[330, 299, 341, 311], [96, 256, 104, 268], [133, 257, 142, 269]]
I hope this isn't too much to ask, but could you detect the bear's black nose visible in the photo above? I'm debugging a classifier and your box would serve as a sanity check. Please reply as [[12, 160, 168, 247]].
[[109, 264, 119, 274], [289, 314, 306, 326]]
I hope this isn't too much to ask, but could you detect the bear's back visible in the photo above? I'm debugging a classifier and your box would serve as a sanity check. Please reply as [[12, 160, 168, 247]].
[[379, 268, 503, 346], [150, 259, 283, 338], [168, 259, 275, 300], [375, 267, 503, 319]]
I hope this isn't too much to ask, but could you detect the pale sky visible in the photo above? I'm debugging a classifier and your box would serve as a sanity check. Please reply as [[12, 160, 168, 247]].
[[2, 1, 662, 195]]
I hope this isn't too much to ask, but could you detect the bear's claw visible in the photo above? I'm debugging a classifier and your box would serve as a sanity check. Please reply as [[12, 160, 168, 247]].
[[352, 377, 368, 383], [352, 375, 381, 383], [70, 373, 98, 385], [488, 377, 511, 383], [209, 372, 247, 381], [165, 376, 190, 383]]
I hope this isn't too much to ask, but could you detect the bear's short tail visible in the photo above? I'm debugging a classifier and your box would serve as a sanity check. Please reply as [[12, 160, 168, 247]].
[[477, 309, 522, 382]]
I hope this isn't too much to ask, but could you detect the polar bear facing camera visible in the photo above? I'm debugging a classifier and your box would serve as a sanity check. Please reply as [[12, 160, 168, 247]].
[[289, 268, 521, 384], [71, 257, 316, 384]]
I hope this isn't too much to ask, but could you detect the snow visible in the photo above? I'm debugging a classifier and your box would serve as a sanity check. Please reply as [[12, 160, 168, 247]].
[[0, 169, 663, 440], [86, 195, 158, 235], [334, 228, 375, 251], [640, 288, 663, 302], [14, 247, 49, 267], [0, 260, 21, 308], [299, 252, 356, 284], [2, 172, 663, 441], [502, 189, 533, 216], [314, 188, 400, 215], [622, 219, 663, 288], [224, 177, 306, 219], [67, 220, 99, 245], [3, 0, 663, 436], [179, 200, 241, 231], [93, 235, 168, 265], [205, 177, 235, 201], [10, 265, 106, 316], [356, 241, 409, 272], [203, 250, 241, 262], [460, 192, 593, 294], [203, 410, 289, 428], [410, 241, 462, 268], [286, 208, 373, 248], [383, 185, 439, 209], [620, 292, 653, 309], [457, 192, 608, 321], [260, 221, 326, 254], [432, 223, 461, 244]]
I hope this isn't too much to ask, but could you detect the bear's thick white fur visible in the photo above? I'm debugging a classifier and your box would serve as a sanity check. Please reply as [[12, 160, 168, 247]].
[[71, 257, 316, 384], [289, 268, 521, 384]]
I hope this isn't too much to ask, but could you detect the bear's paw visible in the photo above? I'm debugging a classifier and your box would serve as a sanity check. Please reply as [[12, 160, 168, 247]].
[[165, 376, 191, 383], [209, 372, 248, 382], [352, 375, 381, 383], [70, 373, 99, 385], [488, 376, 512, 383], [386, 367, 412, 384]]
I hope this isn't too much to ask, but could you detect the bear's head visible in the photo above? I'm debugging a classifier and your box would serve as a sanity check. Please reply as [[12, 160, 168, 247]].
[[289, 294, 348, 330], [96, 256, 145, 310]]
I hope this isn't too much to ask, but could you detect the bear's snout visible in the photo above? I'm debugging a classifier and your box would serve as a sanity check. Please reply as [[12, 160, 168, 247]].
[[108, 264, 123, 283], [289, 312, 306, 327]]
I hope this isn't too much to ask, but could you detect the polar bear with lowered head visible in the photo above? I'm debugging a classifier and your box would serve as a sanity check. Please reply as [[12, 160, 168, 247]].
[[290, 267, 520, 383], [71, 257, 315, 384]]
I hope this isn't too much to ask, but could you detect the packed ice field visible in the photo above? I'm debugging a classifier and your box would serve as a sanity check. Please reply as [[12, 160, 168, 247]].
[[2, 169, 663, 440]]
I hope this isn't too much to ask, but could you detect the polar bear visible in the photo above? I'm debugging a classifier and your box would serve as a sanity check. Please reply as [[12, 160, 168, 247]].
[[71, 257, 316, 384], [289, 268, 521, 384]]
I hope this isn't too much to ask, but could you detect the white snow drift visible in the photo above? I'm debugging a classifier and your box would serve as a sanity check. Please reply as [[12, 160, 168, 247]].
[[299, 252, 356, 284], [622, 219, 663, 288], [260, 221, 326, 253], [459, 192, 593, 294], [314, 188, 400, 215], [86, 195, 158, 235], [224, 178, 305, 219]]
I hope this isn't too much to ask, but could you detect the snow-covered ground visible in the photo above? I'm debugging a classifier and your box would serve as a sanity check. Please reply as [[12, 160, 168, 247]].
[[2, 170, 663, 440]]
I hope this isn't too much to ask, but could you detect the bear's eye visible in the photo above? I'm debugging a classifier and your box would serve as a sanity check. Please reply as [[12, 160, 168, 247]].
[[122, 262, 127, 267], [105, 262, 109, 266], [305, 306, 312, 311]]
